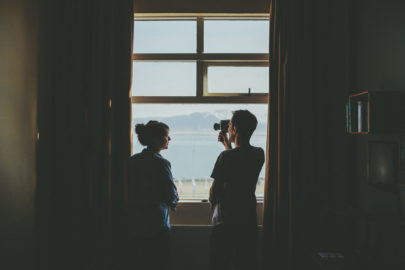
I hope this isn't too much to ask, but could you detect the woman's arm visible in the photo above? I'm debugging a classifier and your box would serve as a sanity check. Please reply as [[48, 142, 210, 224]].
[[158, 159, 179, 210]]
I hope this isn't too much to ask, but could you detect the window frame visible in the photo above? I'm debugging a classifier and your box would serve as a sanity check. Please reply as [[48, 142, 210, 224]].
[[131, 14, 269, 203], [132, 13, 270, 103]]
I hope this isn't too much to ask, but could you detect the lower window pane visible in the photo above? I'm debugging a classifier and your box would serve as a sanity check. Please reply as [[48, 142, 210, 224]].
[[132, 104, 267, 199]]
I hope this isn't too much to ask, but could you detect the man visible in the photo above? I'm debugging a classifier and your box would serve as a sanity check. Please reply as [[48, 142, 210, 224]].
[[209, 110, 265, 270]]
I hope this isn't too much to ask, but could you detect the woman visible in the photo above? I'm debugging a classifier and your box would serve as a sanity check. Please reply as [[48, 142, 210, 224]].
[[127, 120, 178, 270]]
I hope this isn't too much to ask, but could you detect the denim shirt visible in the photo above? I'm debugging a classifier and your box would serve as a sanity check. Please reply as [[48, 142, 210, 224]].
[[128, 148, 179, 237]]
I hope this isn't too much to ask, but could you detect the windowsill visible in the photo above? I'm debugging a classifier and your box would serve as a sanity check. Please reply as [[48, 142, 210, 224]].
[[171, 224, 264, 229], [177, 197, 264, 203], [170, 200, 264, 226]]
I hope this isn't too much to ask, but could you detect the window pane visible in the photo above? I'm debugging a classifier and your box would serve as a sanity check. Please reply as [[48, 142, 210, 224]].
[[132, 62, 196, 96], [132, 104, 267, 199], [133, 20, 196, 53], [207, 66, 269, 94], [204, 20, 269, 53]]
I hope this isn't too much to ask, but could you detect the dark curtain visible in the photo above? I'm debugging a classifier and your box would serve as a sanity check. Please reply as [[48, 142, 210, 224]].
[[36, 1, 133, 269], [263, 0, 294, 268], [263, 0, 355, 269]]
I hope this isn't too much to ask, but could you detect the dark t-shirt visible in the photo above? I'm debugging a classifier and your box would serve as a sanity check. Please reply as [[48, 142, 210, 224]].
[[210, 146, 265, 227]]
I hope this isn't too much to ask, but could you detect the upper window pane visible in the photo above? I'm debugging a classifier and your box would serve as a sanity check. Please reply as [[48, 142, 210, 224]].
[[204, 20, 269, 53], [132, 61, 196, 96], [207, 66, 269, 94], [133, 20, 196, 53]]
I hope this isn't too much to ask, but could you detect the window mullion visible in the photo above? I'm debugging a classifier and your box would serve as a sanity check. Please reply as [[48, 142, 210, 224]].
[[132, 54, 269, 61], [131, 96, 268, 104], [196, 17, 204, 97], [197, 62, 204, 97], [197, 17, 204, 54]]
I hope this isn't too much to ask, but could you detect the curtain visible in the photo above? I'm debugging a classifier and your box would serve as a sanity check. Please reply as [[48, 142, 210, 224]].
[[36, 1, 133, 269], [263, 0, 355, 269], [262, 0, 294, 268]]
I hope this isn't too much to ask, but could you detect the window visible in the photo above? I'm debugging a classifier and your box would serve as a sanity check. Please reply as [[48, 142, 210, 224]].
[[131, 14, 269, 200]]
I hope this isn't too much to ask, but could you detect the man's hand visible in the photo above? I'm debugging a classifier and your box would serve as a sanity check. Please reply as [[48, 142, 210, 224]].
[[218, 132, 232, 150]]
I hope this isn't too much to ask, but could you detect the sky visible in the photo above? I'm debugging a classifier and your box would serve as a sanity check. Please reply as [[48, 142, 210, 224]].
[[133, 20, 269, 53]]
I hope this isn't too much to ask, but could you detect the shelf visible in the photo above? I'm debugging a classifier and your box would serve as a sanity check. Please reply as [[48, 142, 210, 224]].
[[347, 91, 405, 134]]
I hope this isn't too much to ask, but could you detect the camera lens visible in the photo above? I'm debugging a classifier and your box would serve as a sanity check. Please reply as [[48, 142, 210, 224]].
[[213, 123, 220, 131]]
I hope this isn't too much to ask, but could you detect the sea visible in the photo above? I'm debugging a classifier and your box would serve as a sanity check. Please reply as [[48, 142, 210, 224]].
[[132, 133, 267, 180]]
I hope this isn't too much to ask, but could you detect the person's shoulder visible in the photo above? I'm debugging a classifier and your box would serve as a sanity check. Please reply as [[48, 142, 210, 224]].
[[252, 146, 265, 154], [129, 152, 143, 162], [218, 149, 235, 159], [128, 152, 145, 170], [155, 154, 171, 168], [252, 145, 265, 155], [252, 146, 265, 162], [221, 148, 234, 155], [213, 149, 232, 165]]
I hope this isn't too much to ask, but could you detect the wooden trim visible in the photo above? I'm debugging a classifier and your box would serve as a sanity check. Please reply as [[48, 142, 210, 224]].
[[204, 61, 269, 66], [131, 96, 268, 103], [133, 53, 269, 61], [196, 18, 204, 97], [349, 132, 370, 135], [197, 61, 204, 97], [134, 13, 270, 19], [197, 18, 204, 53], [349, 91, 369, 98]]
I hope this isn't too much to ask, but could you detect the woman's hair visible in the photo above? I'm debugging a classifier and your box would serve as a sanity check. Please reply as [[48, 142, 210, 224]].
[[135, 120, 169, 147]]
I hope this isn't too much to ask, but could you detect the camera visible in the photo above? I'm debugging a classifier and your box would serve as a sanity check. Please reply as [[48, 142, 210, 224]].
[[213, 120, 230, 134]]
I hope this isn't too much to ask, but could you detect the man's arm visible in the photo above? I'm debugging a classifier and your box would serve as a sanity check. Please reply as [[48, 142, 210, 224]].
[[209, 178, 225, 208], [209, 152, 227, 208]]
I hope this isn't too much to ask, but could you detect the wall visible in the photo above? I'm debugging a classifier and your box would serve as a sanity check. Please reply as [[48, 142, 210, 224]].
[[0, 0, 39, 269], [170, 202, 263, 225], [355, 0, 405, 93], [354, 0, 405, 267]]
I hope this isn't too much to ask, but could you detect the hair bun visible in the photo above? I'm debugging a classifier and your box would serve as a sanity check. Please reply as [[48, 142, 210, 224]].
[[135, 123, 146, 135], [135, 121, 169, 147]]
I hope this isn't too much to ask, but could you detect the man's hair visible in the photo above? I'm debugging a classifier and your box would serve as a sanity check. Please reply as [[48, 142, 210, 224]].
[[231, 110, 258, 139]]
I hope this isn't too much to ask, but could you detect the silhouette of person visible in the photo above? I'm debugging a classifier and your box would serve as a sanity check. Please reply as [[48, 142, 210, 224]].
[[209, 110, 265, 270], [127, 120, 178, 270]]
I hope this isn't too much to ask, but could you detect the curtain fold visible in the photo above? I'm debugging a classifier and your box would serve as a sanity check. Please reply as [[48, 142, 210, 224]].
[[36, 1, 133, 269], [263, 0, 293, 268]]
